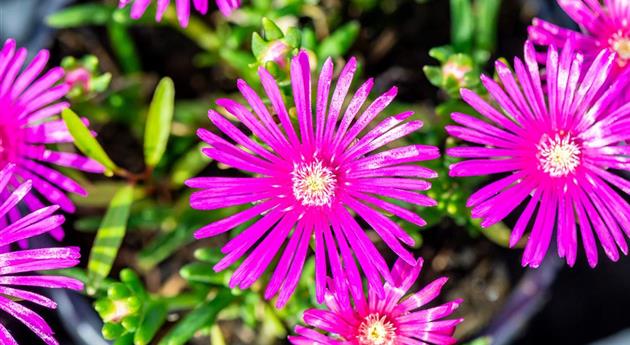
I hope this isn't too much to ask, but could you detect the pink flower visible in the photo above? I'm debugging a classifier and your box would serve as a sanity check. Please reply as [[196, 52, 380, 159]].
[[529, 0, 630, 70], [187, 51, 439, 307], [289, 258, 463, 345], [118, 0, 242, 27], [0, 164, 84, 345], [0, 39, 103, 241], [446, 41, 630, 268]]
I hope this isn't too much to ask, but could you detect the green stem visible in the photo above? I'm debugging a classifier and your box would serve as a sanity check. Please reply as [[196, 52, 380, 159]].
[[160, 292, 208, 311], [162, 6, 220, 51]]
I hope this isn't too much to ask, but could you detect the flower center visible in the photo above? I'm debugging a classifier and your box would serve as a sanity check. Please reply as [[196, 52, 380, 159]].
[[537, 132, 581, 177], [442, 61, 471, 84], [610, 31, 630, 65], [291, 160, 337, 207], [357, 313, 397, 345]]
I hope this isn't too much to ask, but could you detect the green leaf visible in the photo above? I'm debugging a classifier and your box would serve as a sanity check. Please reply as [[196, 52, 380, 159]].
[[474, 0, 501, 58], [120, 269, 148, 299], [428, 46, 455, 63], [158, 289, 235, 345], [87, 185, 134, 294], [134, 301, 168, 345], [251, 32, 267, 58], [317, 22, 360, 59], [136, 223, 196, 271], [194, 248, 224, 264], [108, 21, 141, 74], [102, 322, 125, 340], [423, 66, 443, 87], [61, 108, 117, 176], [47, 4, 113, 28], [180, 262, 231, 285], [284, 28, 301, 48], [262, 17, 284, 40], [477, 221, 522, 248], [450, 0, 474, 53], [220, 49, 257, 79], [144, 77, 175, 167], [71, 181, 130, 208], [113, 333, 134, 345], [210, 325, 226, 345], [301, 28, 317, 51]]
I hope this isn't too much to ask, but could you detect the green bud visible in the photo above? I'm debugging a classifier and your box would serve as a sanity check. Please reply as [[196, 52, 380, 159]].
[[262, 17, 284, 40], [102, 322, 125, 340], [108, 283, 131, 299], [121, 315, 140, 331]]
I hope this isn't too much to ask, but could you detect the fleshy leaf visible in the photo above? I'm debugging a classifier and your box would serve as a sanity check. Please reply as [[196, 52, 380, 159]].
[[144, 77, 175, 167], [47, 4, 113, 28], [62, 108, 117, 176], [87, 185, 134, 294], [158, 289, 235, 345]]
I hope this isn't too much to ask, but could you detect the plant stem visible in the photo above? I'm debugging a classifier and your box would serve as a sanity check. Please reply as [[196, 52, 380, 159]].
[[162, 6, 221, 51]]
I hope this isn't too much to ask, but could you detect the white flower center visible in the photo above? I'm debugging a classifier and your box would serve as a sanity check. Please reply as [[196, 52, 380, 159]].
[[291, 160, 337, 207], [357, 313, 397, 345], [537, 132, 581, 177], [610, 31, 630, 65]]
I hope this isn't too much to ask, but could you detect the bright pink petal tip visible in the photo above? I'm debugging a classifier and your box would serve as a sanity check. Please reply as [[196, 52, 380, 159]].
[[119, 0, 243, 26]]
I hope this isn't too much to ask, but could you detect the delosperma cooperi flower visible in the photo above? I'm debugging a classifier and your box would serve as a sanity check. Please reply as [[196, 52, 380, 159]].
[[118, 0, 242, 27], [0, 164, 83, 345], [0, 39, 103, 241], [289, 258, 463, 345], [187, 50, 439, 307], [529, 0, 630, 70], [446, 41, 630, 268]]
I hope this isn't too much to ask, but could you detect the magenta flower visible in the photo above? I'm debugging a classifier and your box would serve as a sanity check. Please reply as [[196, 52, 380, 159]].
[[446, 41, 630, 268], [0, 164, 84, 345], [118, 0, 242, 27], [529, 0, 630, 70], [289, 258, 463, 345], [187, 51, 439, 307], [0, 39, 103, 241]]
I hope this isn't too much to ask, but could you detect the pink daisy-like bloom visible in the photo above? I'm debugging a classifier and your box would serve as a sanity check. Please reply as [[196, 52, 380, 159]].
[[186, 51, 439, 307], [289, 258, 463, 345], [0, 39, 104, 241], [446, 41, 630, 268], [118, 0, 242, 27], [529, 0, 630, 70], [0, 164, 83, 345]]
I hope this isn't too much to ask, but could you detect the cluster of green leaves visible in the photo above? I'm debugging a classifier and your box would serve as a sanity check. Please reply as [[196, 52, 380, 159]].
[[420, 0, 520, 249]]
